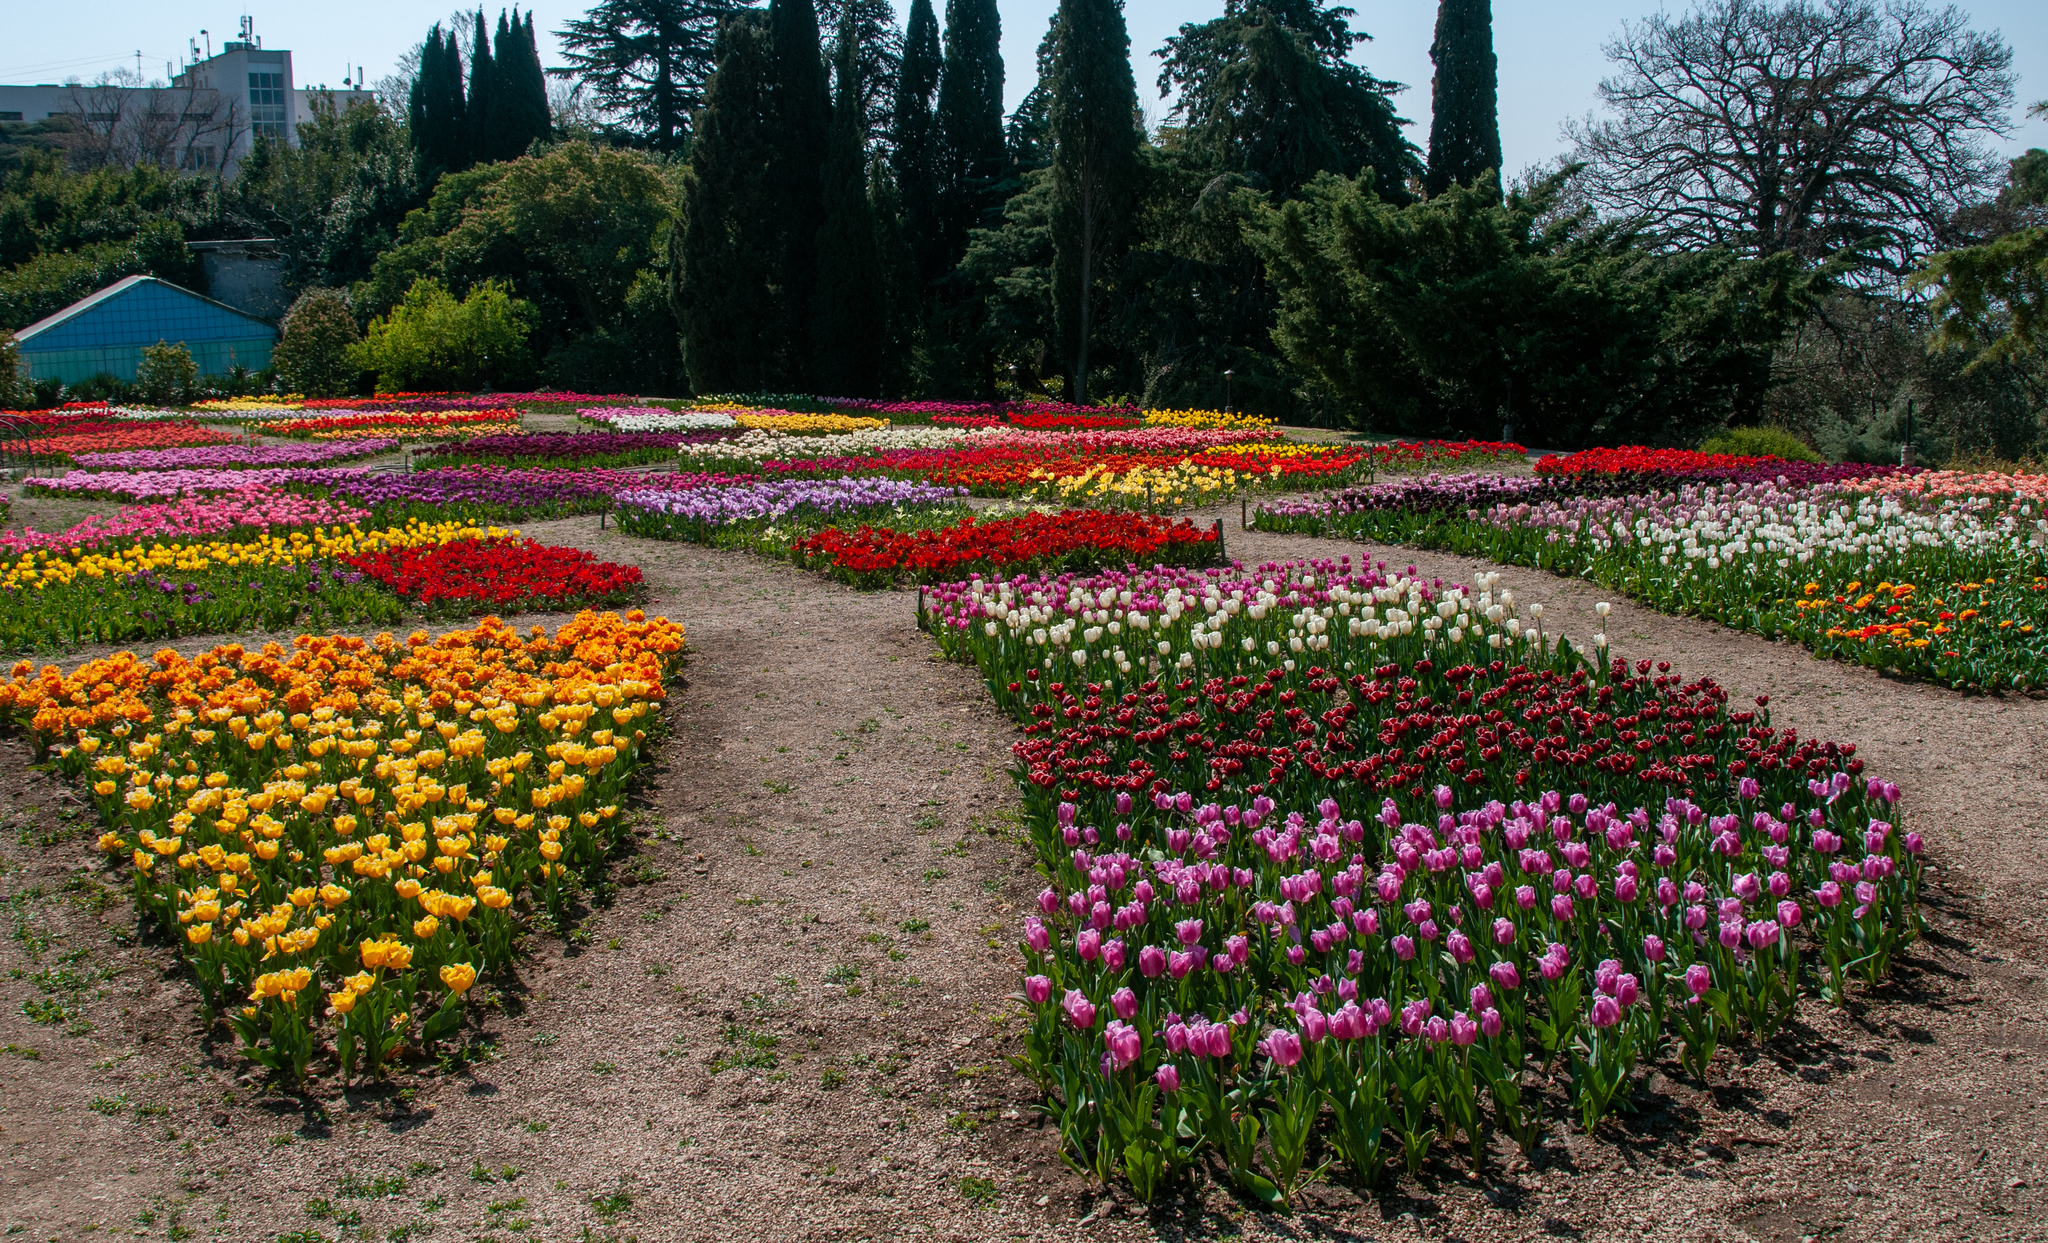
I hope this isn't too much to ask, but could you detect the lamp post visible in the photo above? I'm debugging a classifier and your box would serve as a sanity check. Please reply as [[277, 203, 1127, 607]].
[[1223, 369, 1235, 415], [1901, 398, 1915, 469]]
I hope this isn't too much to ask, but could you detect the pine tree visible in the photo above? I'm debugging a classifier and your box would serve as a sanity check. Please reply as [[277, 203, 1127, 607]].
[[466, 10, 499, 168], [812, 19, 888, 396], [934, 0, 1004, 268], [768, 0, 831, 385], [1424, 0, 1499, 197], [1047, 0, 1141, 402], [555, 0, 746, 153], [675, 14, 787, 391], [889, 0, 942, 282], [820, 0, 904, 147]]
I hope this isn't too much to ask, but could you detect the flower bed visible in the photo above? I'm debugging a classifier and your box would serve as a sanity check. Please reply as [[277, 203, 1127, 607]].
[[13, 421, 243, 462], [71, 440, 400, 472], [798, 510, 1224, 587], [341, 537, 645, 616], [578, 407, 737, 432], [612, 477, 969, 548], [415, 430, 737, 469], [0, 485, 370, 556], [731, 411, 891, 434], [921, 558, 1915, 1201], [1534, 446, 1902, 485], [0, 611, 684, 1080], [0, 520, 509, 650], [1144, 409, 1279, 430], [265, 410, 522, 440], [1256, 474, 2048, 690]]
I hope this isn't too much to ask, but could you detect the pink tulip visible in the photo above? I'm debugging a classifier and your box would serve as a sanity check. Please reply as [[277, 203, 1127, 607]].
[[1024, 917, 1051, 953], [1104, 1020, 1141, 1070], [1684, 963, 1711, 997], [1137, 944, 1167, 978], [1262, 1029, 1304, 1068], [1589, 995, 1621, 1028], [1154, 1063, 1181, 1093], [1024, 975, 1052, 1005], [1480, 1007, 1503, 1038], [1111, 987, 1138, 1021], [1062, 989, 1096, 1030]]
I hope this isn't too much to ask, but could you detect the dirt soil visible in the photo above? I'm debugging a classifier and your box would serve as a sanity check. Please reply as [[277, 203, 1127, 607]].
[[0, 479, 2041, 1242]]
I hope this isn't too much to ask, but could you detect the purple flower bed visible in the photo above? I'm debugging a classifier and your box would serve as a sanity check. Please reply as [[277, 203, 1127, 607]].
[[70, 440, 401, 472], [613, 476, 967, 540], [416, 431, 735, 466]]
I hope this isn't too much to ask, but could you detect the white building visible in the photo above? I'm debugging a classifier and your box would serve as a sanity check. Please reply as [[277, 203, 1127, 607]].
[[0, 21, 370, 176]]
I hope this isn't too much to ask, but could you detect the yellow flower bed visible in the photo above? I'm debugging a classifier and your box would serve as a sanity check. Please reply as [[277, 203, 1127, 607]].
[[193, 396, 308, 410], [0, 611, 684, 1079], [1034, 461, 1248, 511], [731, 412, 890, 433], [3, 521, 512, 591], [1143, 408, 1278, 430]]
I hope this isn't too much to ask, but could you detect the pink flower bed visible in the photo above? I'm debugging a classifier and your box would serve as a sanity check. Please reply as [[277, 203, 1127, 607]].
[[0, 486, 369, 555]]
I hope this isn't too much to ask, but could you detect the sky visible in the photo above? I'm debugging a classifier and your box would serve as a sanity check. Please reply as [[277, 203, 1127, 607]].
[[3, 0, 2044, 172]]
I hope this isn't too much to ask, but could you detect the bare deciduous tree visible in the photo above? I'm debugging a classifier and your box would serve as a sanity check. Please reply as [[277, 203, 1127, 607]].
[[1567, 0, 2015, 274]]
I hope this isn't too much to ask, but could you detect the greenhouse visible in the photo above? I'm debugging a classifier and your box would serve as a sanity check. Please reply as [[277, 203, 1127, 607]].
[[12, 275, 277, 385]]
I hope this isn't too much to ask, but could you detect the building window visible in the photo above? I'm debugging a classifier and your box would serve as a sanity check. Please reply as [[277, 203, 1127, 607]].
[[183, 146, 216, 170], [248, 71, 288, 137]]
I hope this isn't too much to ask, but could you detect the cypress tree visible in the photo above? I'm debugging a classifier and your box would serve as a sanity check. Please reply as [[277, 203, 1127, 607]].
[[934, 0, 1003, 268], [466, 10, 498, 168], [768, 0, 831, 385], [519, 12, 552, 147], [1424, 0, 1500, 197], [813, 19, 887, 396], [889, 0, 942, 283], [408, 24, 469, 184], [1047, 0, 1140, 403], [676, 14, 787, 392]]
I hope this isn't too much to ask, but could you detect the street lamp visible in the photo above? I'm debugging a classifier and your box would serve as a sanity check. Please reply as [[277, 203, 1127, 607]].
[[1223, 369, 1235, 414]]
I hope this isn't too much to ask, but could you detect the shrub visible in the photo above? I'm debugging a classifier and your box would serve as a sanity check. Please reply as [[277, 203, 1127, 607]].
[[0, 330, 24, 409], [1697, 425, 1824, 463], [350, 277, 535, 392], [133, 341, 199, 405], [271, 289, 363, 397]]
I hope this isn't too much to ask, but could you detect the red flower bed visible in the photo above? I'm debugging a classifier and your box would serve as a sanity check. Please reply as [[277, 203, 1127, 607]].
[[1533, 446, 1779, 476], [793, 510, 1223, 587], [13, 421, 241, 461], [339, 537, 645, 615]]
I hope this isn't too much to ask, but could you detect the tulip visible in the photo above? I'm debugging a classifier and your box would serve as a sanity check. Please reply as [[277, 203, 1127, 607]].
[[1480, 1007, 1503, 1037], [1262, 1029, 1304, 1068], [1024, 917, 1051, 953], [1643, 934, 1666, 962], [1155, 1063, 1181, 1093], [1024, 975, 1052, 1005], [1589, 995, 1622, 1028], [1105, 1020, 1141, 1070], [1076, 928, 1101, 961], [1449, 1013, 1478, 1046], [1137, 944, 1167, 978], [1684, 963, 1712, 997], [1489, 960, 1521, 991], [1062, 989, 1097, 1030]]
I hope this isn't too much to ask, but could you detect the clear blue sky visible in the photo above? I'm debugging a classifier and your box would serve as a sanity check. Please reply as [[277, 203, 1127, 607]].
[[4, 0, 2044, 171]]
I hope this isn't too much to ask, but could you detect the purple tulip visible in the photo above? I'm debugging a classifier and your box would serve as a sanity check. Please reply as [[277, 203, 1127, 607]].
[[1391, 934, 1416, 961], [1024, 975, 1052, 1005], [1449, 1013, 1478, 1046], [1480, 1007, 1503, 1037], [1138, 944, 1167, 978], [1643, 934, 1666, 962], [1154, 1063, 1181, 1093], [1489, 961, 1521, 991]]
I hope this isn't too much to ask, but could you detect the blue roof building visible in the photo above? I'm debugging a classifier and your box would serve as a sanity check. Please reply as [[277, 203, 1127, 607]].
[[14, 275, 279, 386]]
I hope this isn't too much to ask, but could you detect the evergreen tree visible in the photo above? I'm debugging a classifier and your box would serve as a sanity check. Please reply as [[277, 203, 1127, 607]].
[[554, 0, 747, 154], [466, 11, 499, 168], [813, 20, 888, 396], [934, 0, 1004, 267], [1047, 0, 1141, 402], [1159, 0, 1419, 202], [675, 14, 786, 391], [407, 24, 469, 184], [1004, 15, 1058, 176], [889, 0, 942, 282], [820, 0, 904, 148], [869, 153, 918, 393], [1424, 0, 1499, 197], [484, 9, 552, 161], [768, 0, 832, 385]]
